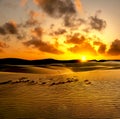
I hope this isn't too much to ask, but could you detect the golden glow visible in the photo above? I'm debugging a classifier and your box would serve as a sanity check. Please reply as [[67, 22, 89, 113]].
[[81, 56, 87, 62]]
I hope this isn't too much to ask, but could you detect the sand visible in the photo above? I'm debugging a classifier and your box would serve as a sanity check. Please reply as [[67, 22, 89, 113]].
[[0, 62, 120, 119]]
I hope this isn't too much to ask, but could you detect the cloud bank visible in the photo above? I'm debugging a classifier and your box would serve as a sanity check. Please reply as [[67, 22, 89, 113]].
[[107, 39, 120, 55], [33, 0, 77, 18], [1, 0, 120, 59], [23, 27, 63, 54], [0, 21, 18, 35]]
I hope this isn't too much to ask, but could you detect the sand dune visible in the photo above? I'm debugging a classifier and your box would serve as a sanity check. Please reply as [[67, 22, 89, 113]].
[[0, 61, 120, 74], [0, 62, 120, 119]]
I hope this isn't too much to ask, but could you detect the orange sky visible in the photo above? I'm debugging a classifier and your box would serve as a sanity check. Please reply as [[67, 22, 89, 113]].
[[0, 0, 120, 60]]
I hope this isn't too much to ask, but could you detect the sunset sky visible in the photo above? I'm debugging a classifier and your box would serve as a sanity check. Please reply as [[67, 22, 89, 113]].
[[0, 0, 120, 60]]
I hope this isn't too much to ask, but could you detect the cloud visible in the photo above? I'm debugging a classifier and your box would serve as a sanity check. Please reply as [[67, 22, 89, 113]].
[[66, 33, 85, 44], [0, 21, 18, 35], [33, 0, 83, 28], [54, 29, 66, 35], [23, 26, 63, 54], [31, 27, 43, 37], [69, 42, 96, 55], [50, 28, 66, 36], [0, 27, 6, 35], [93, 41, 102, 46], [33, 0, 107, 32], [0, 41, 9, 52], [25, 10, 40, 27], [24, 37, 64, 54], [33, 0, 76, 18], [63, 15, 75, 27], [98, 44, 106, 54], [89, 11, 107, 31], [107, 39, 120, 55], [63, 15, 86, 27], [93, 41, 106, 54], [0, 20, 27, 40]]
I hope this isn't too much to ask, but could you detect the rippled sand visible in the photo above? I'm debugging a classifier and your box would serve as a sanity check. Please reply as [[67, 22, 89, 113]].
[[0, 62, 120, 119]]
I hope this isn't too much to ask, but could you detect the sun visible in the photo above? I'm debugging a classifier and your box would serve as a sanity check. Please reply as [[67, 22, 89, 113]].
[[81, 56, 87, 62]]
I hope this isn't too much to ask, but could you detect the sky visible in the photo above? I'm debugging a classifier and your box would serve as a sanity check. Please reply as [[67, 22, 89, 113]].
[[0, 0, 120, 60]]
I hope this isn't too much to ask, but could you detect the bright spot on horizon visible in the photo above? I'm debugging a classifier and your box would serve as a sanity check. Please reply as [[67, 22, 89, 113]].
[[81, 56, 87, 62]]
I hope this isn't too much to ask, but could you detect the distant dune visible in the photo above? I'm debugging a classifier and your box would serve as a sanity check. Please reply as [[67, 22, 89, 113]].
[[0, 58, 120, 65], [0, 58, 79, 65], [0, 58, 120, 74]]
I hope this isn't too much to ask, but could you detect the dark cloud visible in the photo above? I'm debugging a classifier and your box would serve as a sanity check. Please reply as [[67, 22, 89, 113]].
[[66, 33, 85, 44], [54, 29, 66, 35], [63, 15, 75, 27], [5, 22, 18, 34], [93, 41, 102, 46], [23, 26, 63, 54], [0, 21, 27, 41], [63, 15, 86, 27], [24, 37, 64, 54], [0, 21, 18, 35], [77, 18, 86, 25], [16, 31, 26, 40], [33, 0, 107, 33], [50, 28, 66, 36], [89, 11, 107, 31], [98, 44, 106, 54], [0, 27, 6, 35], [31, 27, 43, 38], [69, 42, 96, 55], [33, 0, 84, 28], [34, 0, 76, 18], [93, 41, 106, 54], [107, 39, 120, 55]]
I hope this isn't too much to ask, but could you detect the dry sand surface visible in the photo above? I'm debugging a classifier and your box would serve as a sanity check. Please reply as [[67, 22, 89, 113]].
[[0, 62, 120, 119]]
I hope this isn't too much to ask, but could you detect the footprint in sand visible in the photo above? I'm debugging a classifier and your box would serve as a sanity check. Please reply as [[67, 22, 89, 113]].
[[84, 79, 92, 85], [0, 80, 12, 85]]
